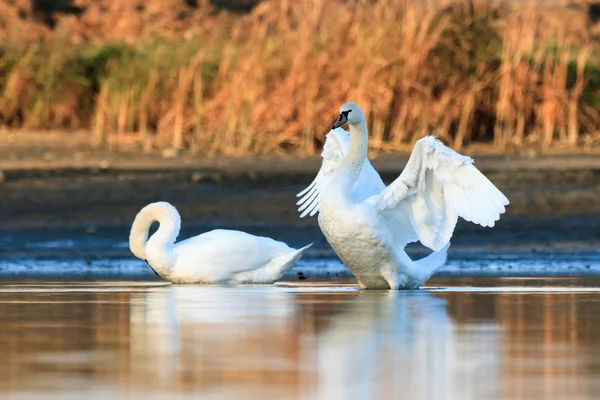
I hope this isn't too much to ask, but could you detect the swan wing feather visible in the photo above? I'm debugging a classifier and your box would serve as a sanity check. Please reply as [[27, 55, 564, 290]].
[[296, 128, 384, 218], [371, 136, 509, 251]]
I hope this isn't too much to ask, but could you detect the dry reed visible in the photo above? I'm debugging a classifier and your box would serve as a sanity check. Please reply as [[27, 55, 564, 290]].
[[0, 0, 598, 155]]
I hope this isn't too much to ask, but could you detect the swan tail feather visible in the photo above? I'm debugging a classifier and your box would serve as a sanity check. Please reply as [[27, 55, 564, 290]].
[[235, 243, 313, 284], [413, 242, 450, 283]]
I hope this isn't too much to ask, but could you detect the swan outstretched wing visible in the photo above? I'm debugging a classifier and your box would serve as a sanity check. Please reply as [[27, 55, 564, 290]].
[[296, 128, 384, 218], [370, 136, 509, 251]]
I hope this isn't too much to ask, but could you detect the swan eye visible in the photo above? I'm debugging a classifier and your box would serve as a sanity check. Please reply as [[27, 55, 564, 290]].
[[332, 109, 352, 129], [337, 110, 351, 122]]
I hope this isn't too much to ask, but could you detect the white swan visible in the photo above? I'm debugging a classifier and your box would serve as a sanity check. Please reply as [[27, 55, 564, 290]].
[[129, 201, 312, 284], [297, 102, 509, 290]]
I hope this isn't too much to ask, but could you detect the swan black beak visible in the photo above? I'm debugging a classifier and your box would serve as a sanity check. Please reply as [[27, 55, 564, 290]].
[[331, 112, 348, 129]]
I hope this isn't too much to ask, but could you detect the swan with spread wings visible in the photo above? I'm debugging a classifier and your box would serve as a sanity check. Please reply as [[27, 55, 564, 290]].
[[297, 102, 509, 289]]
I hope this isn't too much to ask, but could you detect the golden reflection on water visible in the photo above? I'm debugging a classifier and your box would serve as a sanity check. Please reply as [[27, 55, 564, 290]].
[[0, 278, 599, 399]]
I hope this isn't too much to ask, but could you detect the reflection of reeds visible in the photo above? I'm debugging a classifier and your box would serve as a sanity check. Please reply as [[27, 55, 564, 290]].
[[0, 0, 598, 155]]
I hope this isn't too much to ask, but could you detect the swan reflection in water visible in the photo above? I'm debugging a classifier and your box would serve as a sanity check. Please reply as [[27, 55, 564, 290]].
[[316, 290, 501, 399], [128, 284, 502, 399]]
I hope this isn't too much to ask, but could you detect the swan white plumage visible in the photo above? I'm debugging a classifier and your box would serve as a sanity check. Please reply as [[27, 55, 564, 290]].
[[130, 201, 312, 284], [297, 102, 509, 290]]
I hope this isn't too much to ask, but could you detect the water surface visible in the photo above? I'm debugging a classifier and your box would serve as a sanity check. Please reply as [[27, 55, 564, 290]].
[[1, 278, 599, 399]]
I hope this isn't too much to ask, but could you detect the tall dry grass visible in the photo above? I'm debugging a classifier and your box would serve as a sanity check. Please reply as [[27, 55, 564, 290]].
[[0, 0, 598, 155]]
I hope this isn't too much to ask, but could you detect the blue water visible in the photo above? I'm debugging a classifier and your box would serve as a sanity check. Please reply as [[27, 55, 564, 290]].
[[1, 224, 599, 280], [2, 253, 600, 280]]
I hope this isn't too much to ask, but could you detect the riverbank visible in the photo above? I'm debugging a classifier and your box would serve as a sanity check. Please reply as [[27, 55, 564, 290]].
[[2, 132, 599, 223], [1, 131, 599, 265]]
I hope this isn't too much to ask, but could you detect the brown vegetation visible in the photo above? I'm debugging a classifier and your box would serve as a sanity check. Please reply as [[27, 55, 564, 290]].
[[0, 0, 599, 155]]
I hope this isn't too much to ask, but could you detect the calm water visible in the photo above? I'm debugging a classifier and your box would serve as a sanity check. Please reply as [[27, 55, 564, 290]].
[[1, 278, 600, 400]]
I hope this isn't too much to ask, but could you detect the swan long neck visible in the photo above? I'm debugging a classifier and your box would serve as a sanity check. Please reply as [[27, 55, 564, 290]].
[[129, 202, 181, 274], [339, 121, 368, 188]]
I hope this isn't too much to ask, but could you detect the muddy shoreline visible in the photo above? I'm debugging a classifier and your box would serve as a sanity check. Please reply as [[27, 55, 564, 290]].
[[0, 157, 599, 255], [0, 151, 599, 280], [1, 136, 600, 266], [2, 153, 600, 220]]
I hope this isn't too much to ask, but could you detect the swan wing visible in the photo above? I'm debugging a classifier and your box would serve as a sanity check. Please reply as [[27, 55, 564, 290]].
[[174, 230, 288, 274], [369, 136, 509, 251], [296, 128, 385, 218]]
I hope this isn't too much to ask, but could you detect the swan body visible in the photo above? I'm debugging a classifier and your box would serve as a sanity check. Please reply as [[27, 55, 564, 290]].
[[130, 201, 312, 284], [297, 102, 509, 290]]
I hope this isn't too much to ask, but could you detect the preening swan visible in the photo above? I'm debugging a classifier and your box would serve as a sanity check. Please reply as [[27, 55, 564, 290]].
[[130, 201, 312, 284], [297, 102, 509, 290]]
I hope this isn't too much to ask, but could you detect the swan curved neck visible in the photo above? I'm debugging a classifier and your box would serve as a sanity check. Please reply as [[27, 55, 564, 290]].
[[129, 202, 181, 275], [340, 121, 368, 184]]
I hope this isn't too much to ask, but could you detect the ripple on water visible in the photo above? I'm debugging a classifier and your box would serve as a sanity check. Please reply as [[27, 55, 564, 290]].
[[1, 253, 600, 280]]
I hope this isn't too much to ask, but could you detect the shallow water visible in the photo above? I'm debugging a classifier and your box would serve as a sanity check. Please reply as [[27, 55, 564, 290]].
[[2, 222, 600, 281], [1, 278, 600, 400], [3, 252, 600, 281]]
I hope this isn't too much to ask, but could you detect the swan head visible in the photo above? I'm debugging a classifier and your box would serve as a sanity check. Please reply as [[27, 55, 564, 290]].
[[331, 102, 365, 129]]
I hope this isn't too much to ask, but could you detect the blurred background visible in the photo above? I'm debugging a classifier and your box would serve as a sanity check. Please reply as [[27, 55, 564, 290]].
[[0, 0, 598, 155]]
